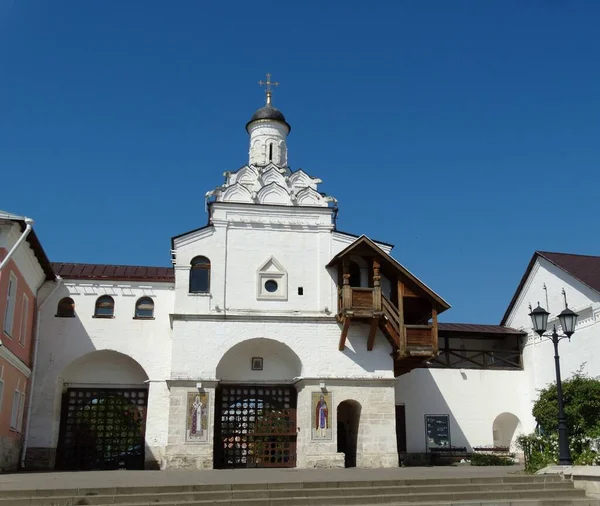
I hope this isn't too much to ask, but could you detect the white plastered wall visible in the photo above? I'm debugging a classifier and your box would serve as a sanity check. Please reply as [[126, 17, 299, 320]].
[[396, 368, 528, 453]]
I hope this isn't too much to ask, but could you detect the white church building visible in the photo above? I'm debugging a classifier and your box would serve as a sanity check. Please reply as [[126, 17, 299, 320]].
[[17, 80, 600, 471]]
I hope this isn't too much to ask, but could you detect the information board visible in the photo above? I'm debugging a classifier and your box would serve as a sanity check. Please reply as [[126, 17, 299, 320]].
[[425, 414, 450, 451]]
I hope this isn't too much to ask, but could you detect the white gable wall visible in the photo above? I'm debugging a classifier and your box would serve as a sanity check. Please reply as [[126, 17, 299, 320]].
[[173, 203, 339, 316], [504, 256, 600, 433]]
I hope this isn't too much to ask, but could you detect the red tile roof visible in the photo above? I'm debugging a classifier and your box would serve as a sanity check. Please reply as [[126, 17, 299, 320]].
[[501, 251, 600, 325], [52, 262, 174, 282]]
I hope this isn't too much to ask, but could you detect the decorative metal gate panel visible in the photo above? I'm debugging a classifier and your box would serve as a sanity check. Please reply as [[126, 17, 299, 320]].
[[56, 388, 148, 471], [215, 385, 297, 468]]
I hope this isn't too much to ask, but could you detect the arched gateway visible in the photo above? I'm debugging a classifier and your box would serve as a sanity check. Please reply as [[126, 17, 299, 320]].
[[55, 350, 149, 471], [213, 338, 302, 468]]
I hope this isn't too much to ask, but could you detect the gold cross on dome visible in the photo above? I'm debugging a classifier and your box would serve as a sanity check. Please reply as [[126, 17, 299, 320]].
[[258, 73, 280, 106]]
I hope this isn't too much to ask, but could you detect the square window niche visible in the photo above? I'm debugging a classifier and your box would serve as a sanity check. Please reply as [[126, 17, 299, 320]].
[[257, 256, 288, 301]]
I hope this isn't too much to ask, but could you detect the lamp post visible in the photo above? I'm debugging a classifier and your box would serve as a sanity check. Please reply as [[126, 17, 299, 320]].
[[529, 301, 579, 466]]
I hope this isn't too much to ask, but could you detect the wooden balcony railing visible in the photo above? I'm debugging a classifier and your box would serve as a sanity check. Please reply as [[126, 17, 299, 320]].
[[428, 348, 522, 370], [352, 287, 375, 308], [339, 286, 382, 314], [338, 290, 438, 364], [406, 325, 434, 348]]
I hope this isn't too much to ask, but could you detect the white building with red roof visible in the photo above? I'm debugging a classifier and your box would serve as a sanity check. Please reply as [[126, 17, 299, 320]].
[[17, 83, 600, 471]]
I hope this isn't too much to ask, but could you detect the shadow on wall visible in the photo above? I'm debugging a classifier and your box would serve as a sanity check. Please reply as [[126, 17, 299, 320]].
[[25, 288, 160, 471], [397, 368, 525, 464], [397, 368, 471, 459], [341, 322, 394, 373]]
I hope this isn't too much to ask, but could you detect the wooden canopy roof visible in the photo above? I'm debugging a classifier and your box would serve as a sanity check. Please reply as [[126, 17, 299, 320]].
[[327, 235, 451, 314]]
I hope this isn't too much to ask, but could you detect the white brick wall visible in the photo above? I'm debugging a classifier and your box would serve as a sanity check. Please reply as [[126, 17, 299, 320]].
[[27, 281, 173, 459], [170, 319, 395, 381]]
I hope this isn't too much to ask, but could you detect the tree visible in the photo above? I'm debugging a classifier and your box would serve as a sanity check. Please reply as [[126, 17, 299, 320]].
[[532, 368, 600, 440]]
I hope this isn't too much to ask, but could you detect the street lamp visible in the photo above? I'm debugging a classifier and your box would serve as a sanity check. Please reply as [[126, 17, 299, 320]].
[[529, 297, 579, 466]]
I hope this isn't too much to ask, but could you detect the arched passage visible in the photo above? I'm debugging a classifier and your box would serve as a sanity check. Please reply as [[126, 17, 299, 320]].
[[216, 338, 302, 382], [56, 350, 149, 471], [337, 400, 362, 468], [214, 339, 302, 469], [492, 412, 521, 449], [61, 349, 149, 385]]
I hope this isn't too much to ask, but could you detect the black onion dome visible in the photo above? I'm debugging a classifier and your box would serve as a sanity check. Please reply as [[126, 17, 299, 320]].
[[245, 105, 291, 132]]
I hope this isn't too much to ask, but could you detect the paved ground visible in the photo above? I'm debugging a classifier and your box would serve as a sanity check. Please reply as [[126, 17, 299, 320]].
[[0, 466, 525, 491]]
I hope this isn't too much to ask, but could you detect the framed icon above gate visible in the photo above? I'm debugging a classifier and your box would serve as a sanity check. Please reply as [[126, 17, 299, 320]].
[[251, 357, 263, 370]]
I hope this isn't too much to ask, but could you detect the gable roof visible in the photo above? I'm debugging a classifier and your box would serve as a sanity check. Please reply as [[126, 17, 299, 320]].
[[0, 210, 55, 281], [327, 235, 451, 312], [52, 262, 174, 282], [500, 251, 600, 325]]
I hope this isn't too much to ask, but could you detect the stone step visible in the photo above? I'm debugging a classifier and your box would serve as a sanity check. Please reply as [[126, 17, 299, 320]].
[[0, 474, 566, 499], [0, 484, 589, 506], [7, 492, 598, 506]]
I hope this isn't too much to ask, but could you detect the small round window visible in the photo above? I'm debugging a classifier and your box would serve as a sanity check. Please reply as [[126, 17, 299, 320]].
[[265, 280, 278, 293]]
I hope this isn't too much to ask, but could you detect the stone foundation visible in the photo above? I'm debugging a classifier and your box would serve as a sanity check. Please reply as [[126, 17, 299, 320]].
[[163, 453, 213, 470], [0, 436, 21, 472], [305, 453, 345, 468], [163, 379, 399, 470], [359, 452, 399, 468], [165, 383, 216, 470], [145, 445, 165, 470]]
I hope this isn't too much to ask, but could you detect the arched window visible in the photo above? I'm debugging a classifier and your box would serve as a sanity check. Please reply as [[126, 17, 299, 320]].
[[135, 297, 154, 319], [94, 295, 115, 318], [56, 297, 75, 318], [190, 256, 210, 293]]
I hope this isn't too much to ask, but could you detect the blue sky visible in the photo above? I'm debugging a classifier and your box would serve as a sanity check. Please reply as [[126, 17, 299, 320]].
[[1, 1, 599, 324]]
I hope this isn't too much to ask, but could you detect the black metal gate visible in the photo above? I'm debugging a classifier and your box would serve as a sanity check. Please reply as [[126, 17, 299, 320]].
[[214, 385, 297, 468], [55, 387, 148, 470]]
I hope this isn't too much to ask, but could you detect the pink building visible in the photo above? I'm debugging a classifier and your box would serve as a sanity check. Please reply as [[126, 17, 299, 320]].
[[0, 210, 54, 471]]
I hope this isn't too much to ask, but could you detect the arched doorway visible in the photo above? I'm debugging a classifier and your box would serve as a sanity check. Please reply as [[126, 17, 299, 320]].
[[492, 412, 521, 449], [55, 350, 149, 471], [214, 338, 302, 469], [337, 400, 361, 468], [349, 261, 362, 287]]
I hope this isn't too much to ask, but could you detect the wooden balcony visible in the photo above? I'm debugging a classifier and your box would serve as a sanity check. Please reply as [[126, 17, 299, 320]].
[[338, 286, 439, 375], [338, 286, 381, 317], [329, 236, 451, 377]]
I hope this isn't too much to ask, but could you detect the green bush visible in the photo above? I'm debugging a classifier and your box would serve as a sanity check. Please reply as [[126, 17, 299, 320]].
[[516, 433, 558, 473], [533, 369, 600, 442], [470, 453, 515, 466], [517, 369, 600, 473]]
